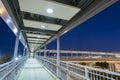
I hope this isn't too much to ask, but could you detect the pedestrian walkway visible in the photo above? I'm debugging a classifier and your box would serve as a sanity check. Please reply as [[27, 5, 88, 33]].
[[17, 58, 56, 80]]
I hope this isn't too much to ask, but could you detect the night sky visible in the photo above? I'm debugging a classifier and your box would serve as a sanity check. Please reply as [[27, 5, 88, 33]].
[[47, 1, 120, 52], [0, 17, 24, 57], [0, 1, 120, 57]]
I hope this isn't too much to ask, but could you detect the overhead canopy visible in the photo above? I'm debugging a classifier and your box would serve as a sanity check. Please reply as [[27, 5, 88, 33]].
[[2, 0, 117, 52], [19, 0, 80, 20]]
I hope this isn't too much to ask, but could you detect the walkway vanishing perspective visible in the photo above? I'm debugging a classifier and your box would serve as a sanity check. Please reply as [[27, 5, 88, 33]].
[[0, 0, 120, 80], [18, 58, 57, 80]]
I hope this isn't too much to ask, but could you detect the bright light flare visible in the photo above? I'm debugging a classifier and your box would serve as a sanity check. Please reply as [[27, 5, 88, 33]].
[[46, 8, 53, 13], [13, 27, 18, 34], [41, 25, 45, 28], [15, 57, 19, 60], [18, 55, 22, 58]]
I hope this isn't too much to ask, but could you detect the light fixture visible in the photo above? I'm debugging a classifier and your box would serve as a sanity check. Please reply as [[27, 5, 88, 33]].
[[46, 8, 53, 13], [41, 25, 45, 28], [13, 27, 18, 34], [15, 57, 18, 60], [18, 55, 22, 58]]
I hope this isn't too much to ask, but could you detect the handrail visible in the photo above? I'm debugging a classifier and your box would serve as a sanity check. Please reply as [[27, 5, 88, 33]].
[[0, 57, 27, 80], [36, 56, 120, 80]]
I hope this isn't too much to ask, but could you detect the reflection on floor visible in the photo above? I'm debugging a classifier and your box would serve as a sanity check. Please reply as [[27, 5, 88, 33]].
[[18, 58, 56, 80]]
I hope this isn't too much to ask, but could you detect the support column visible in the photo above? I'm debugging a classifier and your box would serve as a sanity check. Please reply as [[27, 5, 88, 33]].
[[39, 49, 41, 56], [44, 45, 46, 58], [26, 48, 29, 57], [56, 35, 60, 77], [13, 30, 20, 59], [23, 43, 26, 56]]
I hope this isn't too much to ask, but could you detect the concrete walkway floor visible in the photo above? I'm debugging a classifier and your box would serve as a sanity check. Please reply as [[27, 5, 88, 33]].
[[17, 58, 56, 80]]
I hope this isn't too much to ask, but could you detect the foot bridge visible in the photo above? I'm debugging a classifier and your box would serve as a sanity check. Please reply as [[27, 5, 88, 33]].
[[0, 0, 120, 80]]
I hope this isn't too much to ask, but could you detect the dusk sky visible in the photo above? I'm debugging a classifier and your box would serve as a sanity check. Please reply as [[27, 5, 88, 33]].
[[47, 1, 120, 52], [0, 1, 120, 57], [0, 17, 24, 56]]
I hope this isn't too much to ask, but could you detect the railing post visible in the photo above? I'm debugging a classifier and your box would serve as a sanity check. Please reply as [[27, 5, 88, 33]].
[[85, 66, 89, 80], [39, 49, 41, 56], [56, 35, 60, 78], [44, 45, 46, 65], [23, 43, 27, 56], [44, 45, 46, 58], [66, 62, 70, 80]]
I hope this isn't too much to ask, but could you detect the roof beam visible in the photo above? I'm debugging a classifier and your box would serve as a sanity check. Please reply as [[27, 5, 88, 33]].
[[39, 49, 119, 55], [28, 40, 45, 43], [27, 37, 48, 40], [21, 27, 57, 35], [29, 42, 43, 44], [39, 0, 118, 49], [50, 0, 94, 9], [58, 0, 118, 36], [50, 0, 78, 7], [23, 12, 68, 26]]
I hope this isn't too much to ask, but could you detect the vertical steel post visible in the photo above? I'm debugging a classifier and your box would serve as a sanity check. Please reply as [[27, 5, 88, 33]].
[[44, 45, 46, 65], [39, 49, 41, 56], [26, 48, 28, 57], [56, 35, 60, 77], [13, 30, 20, 59], [23, 43, 26, 56], [85, 66, 89, 80], [44, 45, 46, 58], [66, 62, 70, 80], [23, 47, 25, 56]]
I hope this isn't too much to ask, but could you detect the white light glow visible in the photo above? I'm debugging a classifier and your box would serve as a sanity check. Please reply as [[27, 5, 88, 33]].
[[46, 8, 53, 13], [41, 25, 45, 28], [38, 35, 40, 38], [0, 4, 4, 15], [19, 35, 22, 39], [6, 18, 11, 24], [0, 10, 2, 15], [15, 57, 18, 60], [64, 30, 68, 34], [116, 56, 120, 57], [18, 55, 22, 58], [25, 45, 27, 48], [13, 27, 18, 34], [101, 53, 105, 54]]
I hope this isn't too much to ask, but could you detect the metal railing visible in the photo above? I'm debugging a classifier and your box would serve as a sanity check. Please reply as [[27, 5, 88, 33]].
[[0, 57, 27, 80], [36, 56, 120, 80]]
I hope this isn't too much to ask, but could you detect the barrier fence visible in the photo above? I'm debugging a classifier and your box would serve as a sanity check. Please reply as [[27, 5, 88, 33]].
[[36, 56, 120, 80], [0, 57, 27, 80]]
